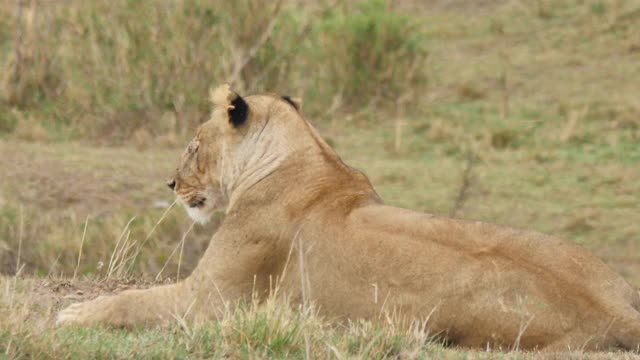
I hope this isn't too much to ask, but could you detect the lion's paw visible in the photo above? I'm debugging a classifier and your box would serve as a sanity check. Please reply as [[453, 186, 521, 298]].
[[56, 295, 110, 326]]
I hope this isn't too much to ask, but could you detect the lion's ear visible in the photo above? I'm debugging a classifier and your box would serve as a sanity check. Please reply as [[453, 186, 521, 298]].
[[282, 95, 302, 111], [228, 94, 248, 127], [209, 84, 249, 127]]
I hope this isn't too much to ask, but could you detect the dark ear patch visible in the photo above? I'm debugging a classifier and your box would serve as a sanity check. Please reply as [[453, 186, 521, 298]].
[[229, 94, 248, 127], [281, 96, 299, 111]]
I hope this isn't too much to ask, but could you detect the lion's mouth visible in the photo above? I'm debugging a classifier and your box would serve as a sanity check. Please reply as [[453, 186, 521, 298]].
[[188, 197, 206, 208]]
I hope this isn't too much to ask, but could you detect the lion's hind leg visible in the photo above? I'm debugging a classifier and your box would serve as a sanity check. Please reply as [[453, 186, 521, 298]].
[[538, 329, 614, 352], [613, 305, 640, 352], [540, 308, 640, 353]]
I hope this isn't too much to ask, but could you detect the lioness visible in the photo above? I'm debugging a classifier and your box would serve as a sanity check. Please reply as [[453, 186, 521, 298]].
[[58, 85, 640, 351]]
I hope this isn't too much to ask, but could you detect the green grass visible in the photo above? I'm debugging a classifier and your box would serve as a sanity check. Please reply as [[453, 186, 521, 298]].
[[1, 277, 450, 359], [7, 278, 639, 359]]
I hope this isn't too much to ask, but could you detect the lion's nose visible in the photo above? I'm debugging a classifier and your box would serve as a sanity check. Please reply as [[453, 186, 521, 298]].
[[167, 179, 176, 190]]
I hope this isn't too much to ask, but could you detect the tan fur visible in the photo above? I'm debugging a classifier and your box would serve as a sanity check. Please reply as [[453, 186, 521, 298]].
[[57, 85, 640, 352]]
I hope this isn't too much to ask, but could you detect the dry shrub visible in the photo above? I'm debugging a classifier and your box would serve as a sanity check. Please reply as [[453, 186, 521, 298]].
[[1, 0, 300, 141], [1, 1, 62, 109], [0, 0, 428, 142], [218, 0, 308, 93], [317, 0, 428, 109]]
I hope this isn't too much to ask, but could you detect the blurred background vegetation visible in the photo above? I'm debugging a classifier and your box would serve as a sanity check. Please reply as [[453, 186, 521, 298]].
[[0, 0, 428, 141], [0, 0, 639, 284]]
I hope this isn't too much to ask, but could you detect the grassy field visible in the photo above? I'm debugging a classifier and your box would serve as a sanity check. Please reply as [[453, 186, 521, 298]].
[[1, 0, 640, 358]]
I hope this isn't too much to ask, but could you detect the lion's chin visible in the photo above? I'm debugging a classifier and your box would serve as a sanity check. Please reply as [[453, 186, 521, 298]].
[[185, 205, 213, 224]]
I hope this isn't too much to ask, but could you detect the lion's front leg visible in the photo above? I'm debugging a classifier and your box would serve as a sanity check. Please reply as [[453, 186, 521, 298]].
[[56, 283, 191, 328], [56, 222, 278, 328]]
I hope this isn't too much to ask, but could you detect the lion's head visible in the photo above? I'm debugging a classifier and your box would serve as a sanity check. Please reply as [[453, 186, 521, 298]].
[[168, 84, 303, 223]]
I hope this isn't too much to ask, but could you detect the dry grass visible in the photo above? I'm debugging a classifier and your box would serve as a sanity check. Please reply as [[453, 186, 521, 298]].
[[0, 141, 220, 279]]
